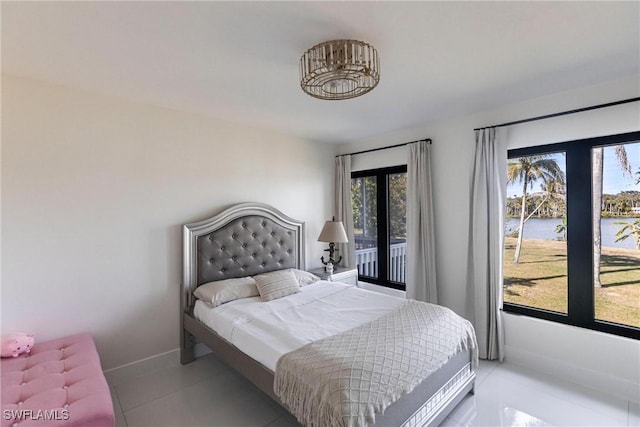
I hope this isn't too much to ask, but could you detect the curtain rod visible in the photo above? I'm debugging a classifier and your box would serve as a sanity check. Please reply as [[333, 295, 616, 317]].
[[473, 97, 640, 131], [336, 138, 431, 158]]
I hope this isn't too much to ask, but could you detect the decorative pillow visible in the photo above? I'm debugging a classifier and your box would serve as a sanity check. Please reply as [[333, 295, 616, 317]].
[[193, 277, 258, 307], [254, 269, 300, 302], [290, 269, 320, 286], [1, 333, 35, 358]]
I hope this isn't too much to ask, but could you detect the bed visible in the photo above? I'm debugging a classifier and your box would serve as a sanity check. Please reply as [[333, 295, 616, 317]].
[[181, 202, 476, 427]]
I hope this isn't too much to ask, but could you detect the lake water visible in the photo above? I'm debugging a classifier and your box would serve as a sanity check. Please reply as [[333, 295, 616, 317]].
[[505, 217, 639, 250]]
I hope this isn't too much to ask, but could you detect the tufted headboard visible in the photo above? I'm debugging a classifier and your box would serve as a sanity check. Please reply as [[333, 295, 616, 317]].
[[182, 202, 305, 311]]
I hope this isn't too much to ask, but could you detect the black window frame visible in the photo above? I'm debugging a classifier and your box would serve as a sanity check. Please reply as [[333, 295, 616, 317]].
[[351, 165, 408, 290], [504, 130, 640, 340]]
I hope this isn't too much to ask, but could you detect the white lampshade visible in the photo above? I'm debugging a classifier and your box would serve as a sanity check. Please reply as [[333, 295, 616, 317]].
[[317, 220, 349, 243]]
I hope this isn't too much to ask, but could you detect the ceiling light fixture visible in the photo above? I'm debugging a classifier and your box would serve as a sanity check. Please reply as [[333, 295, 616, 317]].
[[299, 39, 380, 100]]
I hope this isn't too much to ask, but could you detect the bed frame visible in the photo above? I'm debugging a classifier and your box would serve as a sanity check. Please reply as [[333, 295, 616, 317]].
[[181, 202, 475, 426]]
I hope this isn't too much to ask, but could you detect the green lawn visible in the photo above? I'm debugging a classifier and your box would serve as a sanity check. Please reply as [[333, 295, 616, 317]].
[[503, 237, 640, 328]]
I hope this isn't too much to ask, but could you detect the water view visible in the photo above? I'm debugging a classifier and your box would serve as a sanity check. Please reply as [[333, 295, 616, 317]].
[[505, 217, 639, 250], [503, 141, 639, 330]]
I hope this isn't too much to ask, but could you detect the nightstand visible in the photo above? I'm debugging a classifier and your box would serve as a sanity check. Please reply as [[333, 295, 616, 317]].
[[308, 266, 359, 286]]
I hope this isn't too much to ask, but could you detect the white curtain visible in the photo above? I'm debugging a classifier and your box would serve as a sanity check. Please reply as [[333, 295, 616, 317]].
[[467, 128, 506, 361], [406, 141, 437, 303], [335, 155, 356, 268]]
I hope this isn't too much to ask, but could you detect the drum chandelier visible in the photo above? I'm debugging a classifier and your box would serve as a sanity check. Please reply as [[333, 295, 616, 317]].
[[299, 39, 380, 100]]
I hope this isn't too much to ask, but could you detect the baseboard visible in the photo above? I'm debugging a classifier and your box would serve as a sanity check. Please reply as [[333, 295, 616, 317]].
[[103, 348, 180, 386], [103, 344, 213, 386], [505, 345, 639, 402]]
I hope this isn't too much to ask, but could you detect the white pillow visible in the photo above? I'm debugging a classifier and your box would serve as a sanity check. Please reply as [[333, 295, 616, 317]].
[[290, 269, 320, 286], [253, 270, 300, 302], [193, 277, 258, 307]]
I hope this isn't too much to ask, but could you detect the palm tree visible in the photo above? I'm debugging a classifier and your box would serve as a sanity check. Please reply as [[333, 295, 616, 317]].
[[555, 216, 568, 241], [592, 146, 631, 287], [507, 154, 565, 263], [614, 219, 640, 250], [524, 180, 564, 220]]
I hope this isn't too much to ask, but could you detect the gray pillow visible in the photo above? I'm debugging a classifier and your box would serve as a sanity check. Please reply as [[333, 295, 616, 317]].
[[254, 270, 300, 302], [193, 277, 258, 307]]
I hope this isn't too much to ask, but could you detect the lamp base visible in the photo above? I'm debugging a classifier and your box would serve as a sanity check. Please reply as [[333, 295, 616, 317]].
[[321, 242, 342, 266], [321, 255, 342, 266]]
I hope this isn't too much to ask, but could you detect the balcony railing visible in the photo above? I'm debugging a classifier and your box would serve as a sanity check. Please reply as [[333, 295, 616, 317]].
[[355, 242, 407, 283]]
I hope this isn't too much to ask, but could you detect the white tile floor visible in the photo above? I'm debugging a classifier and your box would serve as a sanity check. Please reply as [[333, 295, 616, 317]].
[[108, 354, 639, 427]]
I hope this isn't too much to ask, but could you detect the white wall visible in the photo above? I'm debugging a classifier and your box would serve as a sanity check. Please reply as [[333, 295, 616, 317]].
[[1, 75, 335, 370], [338, 74, 640, 400], [351, 146, 408, 173]]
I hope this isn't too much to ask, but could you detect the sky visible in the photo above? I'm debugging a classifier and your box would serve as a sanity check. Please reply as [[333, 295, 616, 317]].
[[507, 141, 640, 198]]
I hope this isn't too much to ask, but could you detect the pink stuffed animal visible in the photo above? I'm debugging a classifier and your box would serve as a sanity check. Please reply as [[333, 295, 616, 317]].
[[1, 333, 35, 358]]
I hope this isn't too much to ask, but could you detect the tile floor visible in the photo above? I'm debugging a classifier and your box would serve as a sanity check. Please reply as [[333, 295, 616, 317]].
[[108, 354, 639, 427]]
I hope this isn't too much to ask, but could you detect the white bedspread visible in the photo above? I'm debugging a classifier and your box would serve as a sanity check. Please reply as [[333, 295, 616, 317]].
[[193, 281, 406, 371]]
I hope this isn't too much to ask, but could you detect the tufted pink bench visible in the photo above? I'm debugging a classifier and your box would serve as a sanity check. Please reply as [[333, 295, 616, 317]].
[[1, 333, 114, 427]]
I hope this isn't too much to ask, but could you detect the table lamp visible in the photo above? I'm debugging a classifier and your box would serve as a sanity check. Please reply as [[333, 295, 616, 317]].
[[317, 217, 349, 266]]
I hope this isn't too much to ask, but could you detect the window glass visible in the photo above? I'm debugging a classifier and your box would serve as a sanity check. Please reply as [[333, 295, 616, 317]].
[[352, 176, 378, 279], [351, 166, 407, 289], [503, 132, 640, 340], [388, 173, 407, 283], [592, 141, 640, 328], [504, 152, 568, 313]]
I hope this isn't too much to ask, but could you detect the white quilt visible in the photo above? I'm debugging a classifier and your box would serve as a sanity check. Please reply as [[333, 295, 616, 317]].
[[193, 281, 406, 371]]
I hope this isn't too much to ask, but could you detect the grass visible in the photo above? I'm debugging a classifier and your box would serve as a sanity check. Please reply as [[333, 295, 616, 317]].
[[503, 237, 640, 328]]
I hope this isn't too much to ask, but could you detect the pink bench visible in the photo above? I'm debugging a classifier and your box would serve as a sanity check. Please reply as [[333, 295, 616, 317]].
[[1, 333, 114, 427]]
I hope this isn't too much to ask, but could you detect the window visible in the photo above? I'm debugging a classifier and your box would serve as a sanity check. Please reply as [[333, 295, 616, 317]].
[[351, 166, 407, 290], [504, 151, 568, 313], [503, 131, 640, 340]]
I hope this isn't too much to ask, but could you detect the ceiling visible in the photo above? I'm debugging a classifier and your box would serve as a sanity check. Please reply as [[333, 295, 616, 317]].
[[3, 2, 638, 144]]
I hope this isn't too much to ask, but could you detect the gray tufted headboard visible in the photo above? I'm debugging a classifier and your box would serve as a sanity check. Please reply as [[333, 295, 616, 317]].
[[182, 202, 306, 311]]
